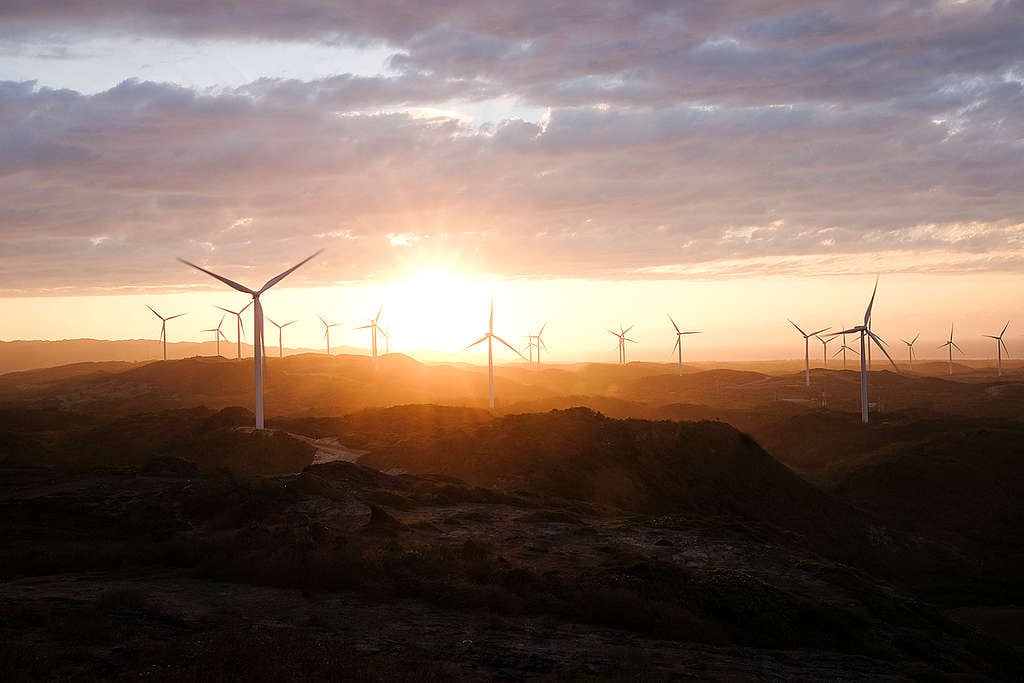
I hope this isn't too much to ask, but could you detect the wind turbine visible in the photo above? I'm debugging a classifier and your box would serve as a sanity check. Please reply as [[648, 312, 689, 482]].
[[201, 314, 229, 357], [788, 320, 830, 386], [178, 250, 323, 430], [832, 277, 898, 424], [983, 321, 1010, 377], [608, 325, 637, 364], [267, 318, 297, 359], [668, 315, 700, 376], [463, 299, 527, 410], [319, 315, 340, 355], [899, 333, 920, 371], [147, 305, 185, 361], [355, 306, 387, 370], [938, 323, 963, 376], [216, 301, 252, 359], [816, 332, 834, 368], [526, 323, 548, 365], [831, 329, 859, 370]]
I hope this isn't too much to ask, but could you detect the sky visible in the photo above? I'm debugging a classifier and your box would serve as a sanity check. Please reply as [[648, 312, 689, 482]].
[[1, 1, 1022, 362]]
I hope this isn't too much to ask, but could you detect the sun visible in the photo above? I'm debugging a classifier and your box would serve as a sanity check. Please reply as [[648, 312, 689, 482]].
[[384, 267, 487, 354]]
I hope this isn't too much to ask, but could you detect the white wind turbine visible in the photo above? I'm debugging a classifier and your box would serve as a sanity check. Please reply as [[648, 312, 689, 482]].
[[937, 323, 963, 376], [831, 329, 859, 370], [526, 323, 548, 365], [816, 332, 834, 368], [201, 314, 229, 357], [147, 305, 185, 361], [355, 306, 388, 370], [788, 320, 830, 386], [668, 315, 700, 376], [319, 315, 340, 355], [267, 318, 297, 359], [608, 325, 637, 364], [832, 277, 898, 424], [179, 250, 323, 430], [899, 333, 920, 371], [216, 301, 253, 359], [983, 321, 1010, 377], [463, 299, 527, 410]]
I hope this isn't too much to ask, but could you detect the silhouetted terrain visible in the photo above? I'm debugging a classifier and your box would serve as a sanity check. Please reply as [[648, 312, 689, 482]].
[[2, 355, 1024, 678]]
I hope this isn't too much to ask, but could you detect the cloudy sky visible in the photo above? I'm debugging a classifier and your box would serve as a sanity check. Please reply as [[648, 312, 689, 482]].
[[1, 1, 1022, 361]]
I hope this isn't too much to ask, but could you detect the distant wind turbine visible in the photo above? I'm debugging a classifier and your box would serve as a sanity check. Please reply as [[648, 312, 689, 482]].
[[899, 333, 920, 371], [608, 325, 637, 364], [463, 299, 527, 410], [526, 323, 548, 365], [816, 332, 834, 368], [178, 250, 323, 430], [831, 328, 859, 370], [788, 319, 830, 386], [147, 305, 185, 361], [267, 318, 297, 359], [668, 315, 700, 376], [832, 277, 898, 424], [355, 306, 387, 370], [216, 301, 253, 359], [319, 315, 340, 355], [937, 323, 963, 376], [983, 321, 1010, 377], [201, 314, 229, 357]]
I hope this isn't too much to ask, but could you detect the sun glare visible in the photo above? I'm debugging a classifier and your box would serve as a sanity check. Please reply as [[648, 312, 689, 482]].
[[385, 268, 487, 354]]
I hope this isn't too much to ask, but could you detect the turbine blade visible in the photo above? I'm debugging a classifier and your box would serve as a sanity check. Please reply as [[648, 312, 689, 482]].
[[539, 338, 548, 351], [1001, 339, 1010, 358], [788, 319, 807, 337], [1000, 320, 1010, 337], [624, 337, 638, 344], [835, 327, 861, 335], [608, 329, 620, 338], [463, 335, 488, 351], [259, 249, 324, 293], [952, 341, 964, 354], [283, 320, 297, 327], [911, 332, 920, 344], [166, 313, 186, 321], [672, 337, 679, 354], [375, 305, 383, 324], [268, 317, 279, 328], [177, 258, 256, 295], [214, 305, 236, 315], [809, 326, 831, 337], [493, 334, 529, 361], [867, 330, 899, 370], [864, 275, 879, 326], [146, 305, 164, 320], [319, 315, 328, 327], [489, 298, 494, 332], [832, 346, 844, 358], [538, 322, 547, 337], [355, 324, 373, 330], [623, 325, 634, 335], [668, 314, 680, 334]]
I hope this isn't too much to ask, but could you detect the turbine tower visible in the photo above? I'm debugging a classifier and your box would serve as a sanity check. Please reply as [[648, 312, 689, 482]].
[[201, 314, 229, 357], [463, 298, 527, 410], [319, 315, 339, 355], [816, 333, 834, 368], [788, 320, 830, 386], [147, 305, 185, 361], [938, 323, 963, 376], [526, 323, 548, 365], [831, 329, 859, 370], [179, 250, 323, 430], [267, 318, 296, 359], [668, 315, 700, 376], [900, 333, 920, 371], [216, 301, 252, 359], [608, 325, 637, 364], [832, 277, 898, 424], [983, 321, 1010, 377], [355, 306, 387, 370]]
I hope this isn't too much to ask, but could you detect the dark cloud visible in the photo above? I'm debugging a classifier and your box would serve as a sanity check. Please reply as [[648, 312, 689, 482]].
[[1, 1, 1022, 291]]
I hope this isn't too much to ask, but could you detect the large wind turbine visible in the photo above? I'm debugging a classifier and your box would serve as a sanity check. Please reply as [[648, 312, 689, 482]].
[[816, 333, 834, 368], [216, 301, 252, 359], [668, 315, 700, 376], [355, 306, 387, 370], [201, 314, 229, 357], [983, 321, 1010, 377], [179, 250, 323, 430], [147, 305, 185, 361], [832, 277, 898, 424], [267, 318, 296, 359], [319, 315, 339, 355], [938, 323, 963, 376], [788, 320, 830, 386], [831, 329, 859, 370], [526, 323, 548, 365], [608, 325, 637, 364], [463, 299, 527, 410], [900, 333, 920, 371]]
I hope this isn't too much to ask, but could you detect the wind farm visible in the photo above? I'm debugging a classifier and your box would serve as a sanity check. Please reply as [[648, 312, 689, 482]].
[[3, 2, 1024, 680]]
